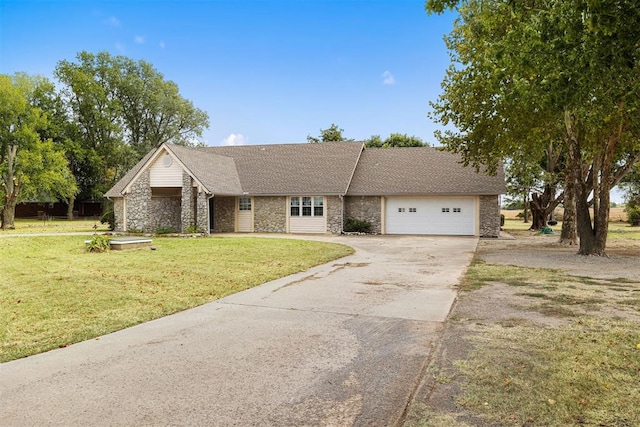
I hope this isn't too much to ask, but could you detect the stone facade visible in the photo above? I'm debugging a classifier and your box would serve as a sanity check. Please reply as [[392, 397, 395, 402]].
[[180, 172, 194, 233], [344, 196, 382, 234], [126, 170, 151, 232], [479, 195, 501, 237], [325, 196, 343, 234], [254, 196, 286, 233], [148, 197, 181, 232], [196, 191, 209, 235], [213, 196, 235, 232], [113, 198, 125, 232]]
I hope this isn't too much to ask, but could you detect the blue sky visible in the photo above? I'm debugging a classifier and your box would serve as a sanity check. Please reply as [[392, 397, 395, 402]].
[[0, 0, 456, 146]]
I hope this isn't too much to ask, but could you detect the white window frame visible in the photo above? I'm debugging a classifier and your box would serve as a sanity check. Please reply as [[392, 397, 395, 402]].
[[239, 197, 252, 211], [290, 196, 324, 217]]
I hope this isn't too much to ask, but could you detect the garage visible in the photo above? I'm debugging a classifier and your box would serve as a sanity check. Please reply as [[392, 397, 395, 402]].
[[385, 196, 477, 235]]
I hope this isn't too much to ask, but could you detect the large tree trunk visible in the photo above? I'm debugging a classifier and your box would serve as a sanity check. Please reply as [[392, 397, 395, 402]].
[[559, 167, 578, 244], [1, 145, 19, 230], [565, 109, 608, 256], [66, 195, 75, 220]]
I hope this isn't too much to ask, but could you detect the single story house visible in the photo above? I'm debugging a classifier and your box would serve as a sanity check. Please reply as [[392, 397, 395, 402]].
[[105, 142, 505, 237]]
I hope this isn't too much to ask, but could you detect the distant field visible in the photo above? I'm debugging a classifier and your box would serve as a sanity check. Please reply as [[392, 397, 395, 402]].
[[502, 207, 628, 222]]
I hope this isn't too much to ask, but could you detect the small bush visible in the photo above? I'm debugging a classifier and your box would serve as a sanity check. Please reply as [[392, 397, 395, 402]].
[[625, 206, 640, 226], [344, 218, 372, 233], [86, 235, 111, 253], [186, 224, 201, 234], [100, 210, 115, 231]]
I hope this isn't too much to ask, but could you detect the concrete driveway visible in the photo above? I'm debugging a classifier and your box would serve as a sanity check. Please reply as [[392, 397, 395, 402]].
[[0, 235, 478, 426]]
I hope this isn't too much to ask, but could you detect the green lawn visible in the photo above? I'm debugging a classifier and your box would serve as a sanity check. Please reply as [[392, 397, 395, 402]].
[[0, 236, 354, 362], [1, 218, 110, 234]]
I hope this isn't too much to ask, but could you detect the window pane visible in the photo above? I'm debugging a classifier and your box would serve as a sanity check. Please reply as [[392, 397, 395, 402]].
[[302, 197, 312, 206], [290, 197, 300, 216], [239, 197, 251, 211], [313, 197, 324, 216]]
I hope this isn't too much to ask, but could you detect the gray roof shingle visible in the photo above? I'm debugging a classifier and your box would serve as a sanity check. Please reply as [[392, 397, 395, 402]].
[[204, 142, 364, 195], [346, 146, 505, 195], [105, 143, 505, 199]]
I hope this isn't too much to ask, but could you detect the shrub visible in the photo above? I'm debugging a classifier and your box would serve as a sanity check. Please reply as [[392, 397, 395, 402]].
[[625, 205, 640, 226], [100, 210, 115, 231], [186, 224, 200, 234], [86, 235, 111, 253], [344, 218, 372, 233]]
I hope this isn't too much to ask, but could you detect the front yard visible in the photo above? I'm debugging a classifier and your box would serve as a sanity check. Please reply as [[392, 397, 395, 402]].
[[406, 221, 640, 426], [0, 236, 353, 362]]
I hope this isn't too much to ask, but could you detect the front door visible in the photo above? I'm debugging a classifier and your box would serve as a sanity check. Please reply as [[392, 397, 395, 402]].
[[237, 197, 252, 232]]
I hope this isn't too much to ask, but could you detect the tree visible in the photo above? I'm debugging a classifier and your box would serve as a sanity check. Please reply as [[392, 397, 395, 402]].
[[365, 133, 426, 147], [426, 0, 640, 255], [54, 51, 210, 204], [0, 73, 77, 229], [307, 123, 351, 143]]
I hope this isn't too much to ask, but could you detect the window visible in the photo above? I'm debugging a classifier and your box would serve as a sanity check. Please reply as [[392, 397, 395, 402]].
[[290, 197, 300, 216], [409, 207, 417, 213], [291, 196, 324, 217], [313, 197, 324, 216], [239, 197, 251, 211], [442, 208, 450, 213], [453, 207, 461, 213], [398, 208, 406, 213]]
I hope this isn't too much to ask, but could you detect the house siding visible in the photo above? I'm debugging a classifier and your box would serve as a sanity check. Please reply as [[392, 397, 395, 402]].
[[126, 169, 151, 232], [344, 196, 382, 234], [254, 196, 286, 233], [479, 195, 501, 237], [326, 196, 342, 234], [213, 196, 235, 232]]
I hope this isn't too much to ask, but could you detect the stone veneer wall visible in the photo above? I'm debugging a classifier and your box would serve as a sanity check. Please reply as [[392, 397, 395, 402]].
[[326, 196, 343, 234], [196, 192, 209, 235], [254, 196, 286, 233], [479, 195, 501, 237], [126, 170, 151, 232], [344, 196, 382, 234], [213, 196, 235, 232], [180, 172, 194, 233], [148, 197, 181, 232], [113, 198, 124, 232]]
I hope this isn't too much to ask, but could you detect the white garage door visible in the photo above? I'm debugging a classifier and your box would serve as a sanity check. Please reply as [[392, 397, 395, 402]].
[[385, 197, 476, 235]]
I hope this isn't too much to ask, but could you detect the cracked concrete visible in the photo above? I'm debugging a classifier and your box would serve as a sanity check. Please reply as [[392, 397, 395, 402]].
[[0, 235, 477, 426]]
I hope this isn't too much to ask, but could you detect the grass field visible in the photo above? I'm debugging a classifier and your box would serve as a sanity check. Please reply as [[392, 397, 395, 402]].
[[1, 218, 110, 234], [0, 236, 353, 362]]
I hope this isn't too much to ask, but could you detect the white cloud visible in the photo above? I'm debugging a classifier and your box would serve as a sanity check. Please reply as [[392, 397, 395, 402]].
[[381, 70, 396, 85], [134, 35, 145, 44], [159, 41, 166, 49], [222, 133, 248, 146], [105, 16, 120, 27]]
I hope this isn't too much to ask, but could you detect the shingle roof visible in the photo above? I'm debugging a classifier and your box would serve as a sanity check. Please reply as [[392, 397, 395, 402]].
[[105, 150, 156, 198], [167, 144, 242, 195], [346, 146, 505, 195], [105, 143, 505, 199], [204, 142, 364, 195]]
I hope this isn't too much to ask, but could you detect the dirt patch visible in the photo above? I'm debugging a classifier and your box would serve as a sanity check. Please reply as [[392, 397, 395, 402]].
[[405, 232, 640, 427]]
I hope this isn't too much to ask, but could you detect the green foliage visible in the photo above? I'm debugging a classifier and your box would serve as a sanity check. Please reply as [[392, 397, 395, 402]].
[[53, 51, 210, 200], [100, 210, 115, 231], [344, 218, 373, 233], [86, 234, 111, 252], [365, 133, 426, 148], [307, 123, 351, 143], [185, 224, 200, 234], [625, 204, 640, 226], [155, 226, 177, 234]]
